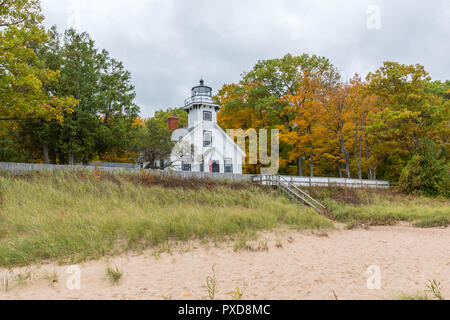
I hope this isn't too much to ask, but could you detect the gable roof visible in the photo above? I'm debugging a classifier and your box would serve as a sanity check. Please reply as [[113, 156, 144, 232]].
[[213, 123, 246, 157], [181, 121, 246, 157]]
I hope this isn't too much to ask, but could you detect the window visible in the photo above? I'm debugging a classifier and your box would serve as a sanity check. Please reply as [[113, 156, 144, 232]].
[[225, 158, 233, 173], [203, 111, 212, 121], [160, 159, 165, 169], [203, 131, 212, 147], [182, 162, 191, 172]]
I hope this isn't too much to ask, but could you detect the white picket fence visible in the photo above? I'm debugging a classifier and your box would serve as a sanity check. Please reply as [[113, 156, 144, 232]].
[[0, 162, 253, 182]]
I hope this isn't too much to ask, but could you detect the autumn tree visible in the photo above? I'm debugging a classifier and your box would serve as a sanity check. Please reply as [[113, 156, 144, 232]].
[[0, 0, 76, 122], [280, 73, 328, 177], [347, 76, 378, 179], [218, 53, 340, 175], [365, 62, 448, 180]]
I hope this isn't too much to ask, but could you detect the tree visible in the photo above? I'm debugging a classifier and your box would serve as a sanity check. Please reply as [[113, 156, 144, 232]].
[[318, 83, 354, 178], [128, 118, 175, 169], [0, 0, 76, 122], [347, 76, 378, 179], [14, 27, 140, 164], [399, 139, 449, 197], [216, 82, 276, 174], [280, 73, 327, 177], [218, 53, 341, 175], [153, 107, 188, 128], [365, 62, 448, 180]]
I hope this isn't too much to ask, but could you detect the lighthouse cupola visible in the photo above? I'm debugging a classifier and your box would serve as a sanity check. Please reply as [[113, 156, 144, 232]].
[[184, 79, 220, 129]]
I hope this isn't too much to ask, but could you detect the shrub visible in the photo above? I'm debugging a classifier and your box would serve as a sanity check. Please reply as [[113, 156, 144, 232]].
[[399, 139, 449, 197]]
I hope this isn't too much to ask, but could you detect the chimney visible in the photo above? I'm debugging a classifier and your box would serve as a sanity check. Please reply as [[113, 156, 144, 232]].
[[168, 114, 179, 131]]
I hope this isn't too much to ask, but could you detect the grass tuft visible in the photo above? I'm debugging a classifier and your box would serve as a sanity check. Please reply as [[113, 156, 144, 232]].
[[106, 265, 123, 285], [397, 279, 445, 300], [42, 270, 58, 288], [203, 265, 217, 300]]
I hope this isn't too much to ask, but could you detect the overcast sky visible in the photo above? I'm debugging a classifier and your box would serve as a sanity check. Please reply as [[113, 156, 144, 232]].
[[41, 0, 450, 117]]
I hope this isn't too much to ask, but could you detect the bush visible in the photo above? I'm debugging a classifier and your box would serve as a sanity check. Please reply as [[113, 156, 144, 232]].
[[399, 139, 449, 197]]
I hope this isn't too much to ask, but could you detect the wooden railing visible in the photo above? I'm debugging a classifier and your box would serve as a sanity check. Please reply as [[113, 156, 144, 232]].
[[278, 176, 327, 214], [254, 175, 389, 189]]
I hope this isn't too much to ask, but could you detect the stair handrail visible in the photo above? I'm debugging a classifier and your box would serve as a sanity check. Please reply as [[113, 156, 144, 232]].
[[278, 182, 322, 212], [278, 176, 327, 210]]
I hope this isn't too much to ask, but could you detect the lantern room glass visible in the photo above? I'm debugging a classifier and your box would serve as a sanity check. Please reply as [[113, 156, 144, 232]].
[[191, 79, 212, 97]]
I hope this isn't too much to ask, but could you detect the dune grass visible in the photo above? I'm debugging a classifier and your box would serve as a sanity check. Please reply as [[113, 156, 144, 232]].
[[397, 280, 445, 300], [311, 188, 450, 228], [0, 171, 332, 267], [106, 265, 123, 285]]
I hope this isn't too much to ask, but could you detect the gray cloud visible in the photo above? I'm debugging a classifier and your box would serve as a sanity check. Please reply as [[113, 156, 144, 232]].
[[41, 0, 450, 117]]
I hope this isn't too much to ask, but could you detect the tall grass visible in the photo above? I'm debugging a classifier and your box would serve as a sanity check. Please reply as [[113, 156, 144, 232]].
[[0, 171, 331, 267], [313, 188, 450, 227]]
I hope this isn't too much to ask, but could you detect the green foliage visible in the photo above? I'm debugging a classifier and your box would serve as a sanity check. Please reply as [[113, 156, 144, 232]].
[[128, 118, 175, 169], [127, 107, 187, 168], [365, 62, 449, 181], [6, 26, 140, 164], [0, 0, 77, 121], [399, 139, 449, 197], [153, 107, 188, 128], [0, 133, 32, 162]]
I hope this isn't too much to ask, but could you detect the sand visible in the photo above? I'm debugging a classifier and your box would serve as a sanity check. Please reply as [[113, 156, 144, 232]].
[[1, 224, 449, 300]]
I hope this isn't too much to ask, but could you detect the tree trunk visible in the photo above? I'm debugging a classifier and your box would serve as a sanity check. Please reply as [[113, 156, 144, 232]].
[[340, 137, 351, 178], [297, 156, 304, 176], [49, 149, 57, 165], [59, 151, 66, 165], [68, 153, 75, 166], [309, 152, 314, 177], [43, 143, 49, 164], [358, 134, 363, 179], [354, 129, 362, 179], [83, 153, 89, 165], [338, 163, 343, 178], [365, 140, 372, 180]]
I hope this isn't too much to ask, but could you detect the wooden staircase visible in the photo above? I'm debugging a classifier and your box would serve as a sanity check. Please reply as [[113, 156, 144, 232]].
[[259, 175, 327, 215]]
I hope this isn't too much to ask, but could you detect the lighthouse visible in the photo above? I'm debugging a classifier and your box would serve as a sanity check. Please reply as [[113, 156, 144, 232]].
[[167, 79, 245, 174]]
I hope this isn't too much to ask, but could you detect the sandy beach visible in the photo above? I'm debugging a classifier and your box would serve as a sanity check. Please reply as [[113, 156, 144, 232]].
[[1, 224, 449, 300]]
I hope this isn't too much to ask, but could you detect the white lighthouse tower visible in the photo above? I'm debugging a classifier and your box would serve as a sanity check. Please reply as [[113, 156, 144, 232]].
[[184, 79, 220, 129]]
